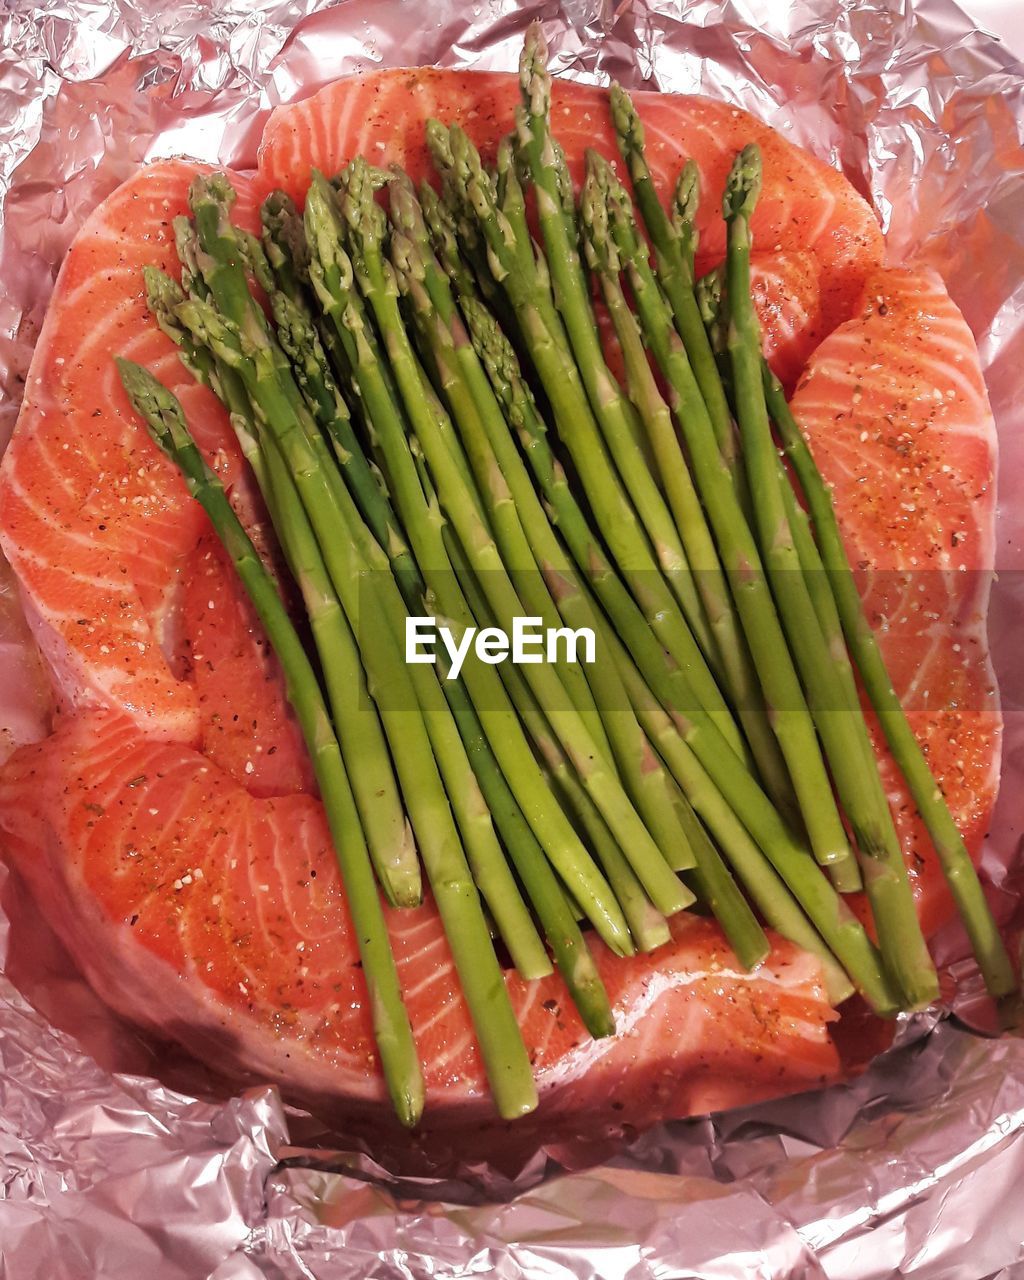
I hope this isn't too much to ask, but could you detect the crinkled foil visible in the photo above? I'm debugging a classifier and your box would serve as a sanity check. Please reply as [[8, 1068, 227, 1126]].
[[2, 0, 1024, 1276]]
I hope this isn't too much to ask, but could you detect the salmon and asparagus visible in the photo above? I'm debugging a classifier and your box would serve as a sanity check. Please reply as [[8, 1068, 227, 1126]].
[[0, 25, 1013, 1132]]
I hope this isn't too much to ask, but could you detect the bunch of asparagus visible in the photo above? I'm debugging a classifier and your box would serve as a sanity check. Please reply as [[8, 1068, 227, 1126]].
[[117, 22, 1016, 1127]]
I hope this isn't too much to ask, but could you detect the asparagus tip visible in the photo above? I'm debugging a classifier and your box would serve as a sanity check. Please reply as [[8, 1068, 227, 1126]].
[[188, 170, 237, 216], [425, 117, 455, 172], [260, 188, 294, 223], [389, 227, 427, 294], [585, 148, 641, 266], [143, 264, 184, 311], [579, 162, 619, 277], [116, 359, 186, 456], [674, 158, 701, 226], [608, 81, 643, 147], [723, 143, 762, 222], [519, 20, 551, 116], [339, 155, 386, 249], [495, 131, 516, 179], [695, 266, 723, 325], [260, 188, 310, 282]]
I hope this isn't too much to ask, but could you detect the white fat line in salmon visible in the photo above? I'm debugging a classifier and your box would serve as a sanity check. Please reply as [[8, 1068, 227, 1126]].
[[405, 615, 595, 680]]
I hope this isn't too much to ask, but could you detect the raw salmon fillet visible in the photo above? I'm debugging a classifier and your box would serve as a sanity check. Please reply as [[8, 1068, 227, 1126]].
[[257, 68, 883, 335], [0, 72, 998, 1130], [0, 708, 837, 1125], [789, 267, 1000, 940]]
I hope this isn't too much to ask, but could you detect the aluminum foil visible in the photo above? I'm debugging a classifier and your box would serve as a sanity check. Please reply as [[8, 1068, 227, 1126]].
[[2, 0, 1024, 1275]]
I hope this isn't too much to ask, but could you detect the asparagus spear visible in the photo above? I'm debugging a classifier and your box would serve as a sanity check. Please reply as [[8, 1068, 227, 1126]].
[[589, 152, 859, 882], [671, 787, 770, 973], [578, 178, 795, 822], [405, 420, 669, 964], [181, 184, 539, 1117], [332, 167, 690, 920], [303, 167, 635, 963], [145, 266, 422, 911], [341, 163, 613, 759], [461, 295, 900, 1010], [446, 522, 675, 953], [761, 368, 1018, 1000], [722, 148, 938, 1008], [389, 173, 697, 876], [391, 204, 772, 970], [247, 204, 557, 988], [260, 191, 311, 302], [608, 84, 739, 479], [259, 190, 613, 997], [428, 120, 746, 765], [514, 35, 721, 668], [259, 225, 425, 603], [115, 359, 426, 1127]]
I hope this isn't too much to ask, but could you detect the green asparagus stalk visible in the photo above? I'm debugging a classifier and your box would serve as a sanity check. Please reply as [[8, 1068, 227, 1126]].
[[673, 791, 771, 972], [446, 523, 675, 953], [260, 188, 608, 991], [722, 147, 938, 1008], [515, 29, 720, 669], [303, 167, 634, 962], [260, 201, 583, 980], [333, 166, 691, 920], [146, 266, 422, 911], [115, 358, 425, 1127], [608, 84, 738, 476], [763, 367, 1018, 1000], [267, 220, 635, 1024], [180, 187, 539, 1117], [251, 207, 557, 987], [461, 294, 900, 1010], [578, 179, 795, 822], [429, 121, 746, 765], [258, 217, 423, 584], [389, 174, 697, 876], [342, 162, 613, 762], [589, 151, 858, 882]]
